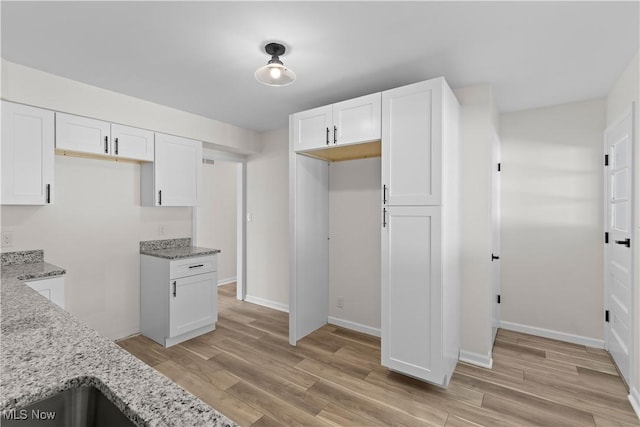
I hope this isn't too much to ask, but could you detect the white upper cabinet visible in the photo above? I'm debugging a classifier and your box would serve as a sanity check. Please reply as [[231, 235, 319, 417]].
[[292, 105, 332, 151], [292, 92, 381, 152], [141, 133, 202, 207], [111, 123, 154, 161], [332, 93, 381, 146], [382, 78, 444, 206], [56, 112, 111, 156], [56, 113, 154, 162], [1, 101, 55, 205]]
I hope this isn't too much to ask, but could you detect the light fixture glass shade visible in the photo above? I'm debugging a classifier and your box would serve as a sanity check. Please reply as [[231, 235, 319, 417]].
[[255, 62, 296, 86]]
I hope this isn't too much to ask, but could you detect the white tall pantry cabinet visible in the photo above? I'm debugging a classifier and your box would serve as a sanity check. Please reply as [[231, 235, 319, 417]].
[[290, 77, 461, 387], [381, 78, 460, 387]]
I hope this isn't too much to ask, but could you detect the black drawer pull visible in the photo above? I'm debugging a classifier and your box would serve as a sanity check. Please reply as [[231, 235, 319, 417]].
[[615, 238, 631, 248], [188, 264, 204, 269]]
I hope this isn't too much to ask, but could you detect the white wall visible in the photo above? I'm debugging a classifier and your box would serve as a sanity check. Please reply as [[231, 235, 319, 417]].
[[197, 161, 238, 285], [606, 50, 640, 415], [500, 98, 606, 344], [1, 156, 191, 339], [453, 84, 496, 366], [1, 60, 260, 155], [0, 60, 260, 340], [246, 128, 289, 309], [329, 158, 381, 333]]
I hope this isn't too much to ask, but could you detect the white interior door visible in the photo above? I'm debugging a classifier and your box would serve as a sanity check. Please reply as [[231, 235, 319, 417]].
[[604, 104, 634, 387]]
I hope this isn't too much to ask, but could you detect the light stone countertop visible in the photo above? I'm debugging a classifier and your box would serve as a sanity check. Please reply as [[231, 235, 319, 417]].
[[0, 252, 236, 427], [139, 238, 220, 260]]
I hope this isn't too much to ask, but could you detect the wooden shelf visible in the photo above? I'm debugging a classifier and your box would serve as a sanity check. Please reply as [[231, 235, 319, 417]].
[[298, 140, 381, 162]]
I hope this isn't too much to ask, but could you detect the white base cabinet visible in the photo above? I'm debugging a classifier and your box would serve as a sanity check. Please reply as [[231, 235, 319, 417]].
[[25, 276, 65, 309], [141, 255, 217, 347]]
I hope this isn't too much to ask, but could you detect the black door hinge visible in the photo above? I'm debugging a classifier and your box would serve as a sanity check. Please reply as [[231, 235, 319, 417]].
[[605, 232, 609, 244], [604, 154, 609, 166], [497, 295, 501, 304], [605, 310, 610, 323], [497, 163, 501, 172]]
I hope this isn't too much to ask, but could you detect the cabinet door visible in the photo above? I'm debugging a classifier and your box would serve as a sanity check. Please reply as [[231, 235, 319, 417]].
[[333, 92, 381, 146], [169, 273, 216, 338], [25, 276, 65, 309], [382, 79, 442, 206], [111, 123, 154, 161], [55, 112, 111, 155], [292, 105, 332, 152], [154, 133, 202, 206], [1, 101, 55, 205], [381, 206, 442, 384]]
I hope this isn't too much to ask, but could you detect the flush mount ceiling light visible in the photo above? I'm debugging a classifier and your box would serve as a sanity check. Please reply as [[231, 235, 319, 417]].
[[255, 42, 296, 86]]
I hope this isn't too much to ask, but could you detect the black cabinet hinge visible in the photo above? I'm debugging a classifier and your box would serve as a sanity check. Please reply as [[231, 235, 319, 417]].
[[604, 154, 609, 166], [605, 232, 609, 244], [497, 295, 501, 304], [605, 310, 610, 323], [497, 163, 501, 172]]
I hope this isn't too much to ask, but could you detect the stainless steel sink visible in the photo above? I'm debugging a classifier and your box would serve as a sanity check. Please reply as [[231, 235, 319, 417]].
[[1, 385, 136, 427]]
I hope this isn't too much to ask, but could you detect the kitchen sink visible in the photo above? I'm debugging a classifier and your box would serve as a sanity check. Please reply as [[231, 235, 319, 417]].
[[1, 385, 136, 427]]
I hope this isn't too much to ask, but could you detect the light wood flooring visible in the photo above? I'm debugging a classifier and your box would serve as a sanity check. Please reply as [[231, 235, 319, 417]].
[[118, 283, 640, 426]]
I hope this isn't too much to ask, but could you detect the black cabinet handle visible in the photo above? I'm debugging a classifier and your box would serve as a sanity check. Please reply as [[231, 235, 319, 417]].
[[115, 137, 119, 155], [326, 127, 329, 145], [173, 281, 177, 297], [615, 238, 631, 248], [45, 184, 51, 204], [158, 190, 162, 206], [188, 264, 204, 269], [104, 136, 108, 153], [333, 126, 337, 144], [383, 185, 387, 204], [382, 208, 387, 228], [492, 254, 500, 261]]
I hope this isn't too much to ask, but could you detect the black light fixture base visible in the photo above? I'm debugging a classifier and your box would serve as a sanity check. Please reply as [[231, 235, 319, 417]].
[[265, 42, 286, 57]]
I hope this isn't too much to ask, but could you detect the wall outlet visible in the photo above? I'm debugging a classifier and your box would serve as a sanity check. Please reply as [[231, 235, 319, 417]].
[[247, 213, 253, 222], [1, 231, 14, 247], [337, 296, 344, 309], [158, 224, 166, 236]]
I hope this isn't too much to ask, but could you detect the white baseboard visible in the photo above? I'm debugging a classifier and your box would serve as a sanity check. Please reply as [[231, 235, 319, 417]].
[[217, 276, 237, 286], [500, 321, 604, 348], [328, 316, 381, 337], [459, 350, 493, 369], [629, 387, 640, 420], [244, 294, 289, 313]]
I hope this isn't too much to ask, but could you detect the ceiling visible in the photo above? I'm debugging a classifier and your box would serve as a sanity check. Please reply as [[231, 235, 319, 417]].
[[1, 1, 638, 133]]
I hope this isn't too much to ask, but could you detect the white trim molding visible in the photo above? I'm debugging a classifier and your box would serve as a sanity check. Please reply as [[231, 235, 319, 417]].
[[459, 350, 493, 369], [217, 276, 237, 287], [500, 321, 605, 348], [629, 387, 640, 420], [244, 294, 289, 313], [328, 316, 381, 337]]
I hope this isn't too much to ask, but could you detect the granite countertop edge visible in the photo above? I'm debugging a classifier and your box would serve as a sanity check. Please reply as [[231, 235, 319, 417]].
[[140, 246, 221, 260], [1, 263, 235, 427]]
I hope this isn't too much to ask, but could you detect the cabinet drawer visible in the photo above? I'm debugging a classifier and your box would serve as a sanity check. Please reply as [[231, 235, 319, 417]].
[[170, 255, 216, 279]]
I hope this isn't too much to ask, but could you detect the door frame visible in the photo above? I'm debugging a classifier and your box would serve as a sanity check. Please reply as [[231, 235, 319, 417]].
[[603, 102, 636, 389], [192, 148, 247, 301]]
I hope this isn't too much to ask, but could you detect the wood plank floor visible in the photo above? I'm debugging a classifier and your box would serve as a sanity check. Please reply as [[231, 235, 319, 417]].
[[118, 283, 640, 426]]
